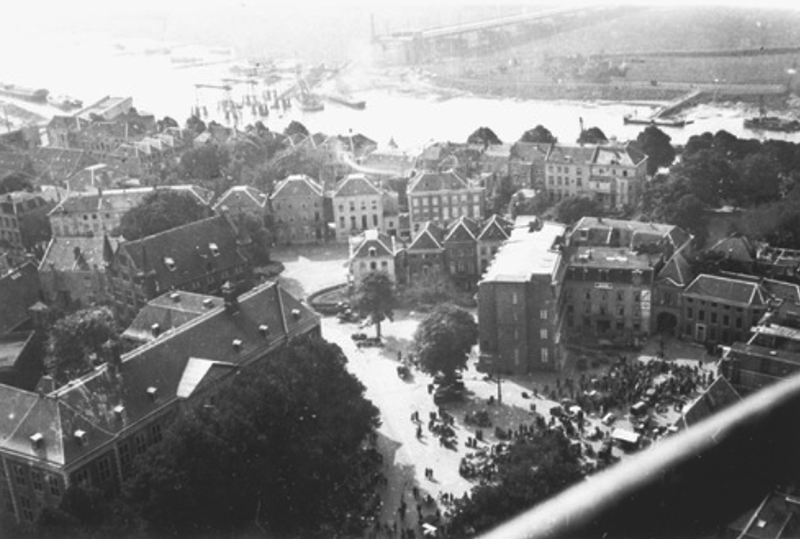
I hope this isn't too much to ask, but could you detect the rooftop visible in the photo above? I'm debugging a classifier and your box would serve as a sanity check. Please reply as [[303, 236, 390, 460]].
[[122, 290, 219, 343], [570, 246, 656, 270], [481, 217, 565, 283]]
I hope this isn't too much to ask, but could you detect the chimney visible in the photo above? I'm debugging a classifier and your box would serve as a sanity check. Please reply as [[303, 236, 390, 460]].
[[222, 281, 239, 314], [259, 324, 269, 338], [151, 323, 161, 337], [203, 298, 214, 309], [30, 433, 44, 450], [103, 340, 122, 376], [73, 246, 82, 261], [170, 292, 180, 302]]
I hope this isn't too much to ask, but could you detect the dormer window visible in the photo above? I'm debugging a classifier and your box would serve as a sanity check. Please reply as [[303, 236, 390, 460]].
[[291, 309, 301, 320], [164, 257, 176, 271], [209, 243, 220, 257], [369, 247, 377, 257], [74, 430, 87, 446], [232, 339, 243, 351], [259, 324, 269, 337], [30, 432, 44, 449]]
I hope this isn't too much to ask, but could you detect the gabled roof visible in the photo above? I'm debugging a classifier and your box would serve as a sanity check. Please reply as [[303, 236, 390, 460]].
[[350, 229, 395, 259], [122, 290, 217, 343], [0, 192, 49, 215], [407, 170, 470, 194], [271, 174, 323, 199], [570, 217, 690, 251], [407, 222, 445, 251], [31, 147, 94, 182], [0, 282, 317, 468], [332, 173, 381, 198], [683, 274, 765, 306], [545, 144, 597, 165], [0, 151, 31, 178], [212, 185, 268, 212], [678, 376, 741, 430], [477, 214, 512, 242], [657, 251, 694, 287], [481, 143, 512, 159], [444, 216, 481, 243], [115, 215, 245, 290], [510, 142, 552, 163], [707, 235, 755, 264], [0, 262, 41, 336], [49, 185, 213, 216], [593, 143, 647, 167], [38, 235, 114, 273]]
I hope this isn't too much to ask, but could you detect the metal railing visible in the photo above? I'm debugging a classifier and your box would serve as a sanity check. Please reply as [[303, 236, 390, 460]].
[[477, 371, 800, 539]]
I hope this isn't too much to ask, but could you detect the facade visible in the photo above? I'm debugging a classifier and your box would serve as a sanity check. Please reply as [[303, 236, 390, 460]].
[[212, 185, 268, 215], [358, 148, 416, 181], [270, 174, 325, 245], [108, 215, 254, 323], [543, 143, 647, 209], [442, 216, 481, 290], [38, 235, 115, 309], [0, 262, 41, 336], [476, 215, 512, 274], [0, 282, 319, 528], [652, 251, 694, 336], [348, 229, 398, 287], [48, 186, 213, 238], [397, 222, 445, 285], [680, 274, 800, 346], [478, 217, 567, 374], [509, 142, 551, 189], [0, 192, 52, 251], [407, 170, 484, 236], [331, 174, 384, 241]]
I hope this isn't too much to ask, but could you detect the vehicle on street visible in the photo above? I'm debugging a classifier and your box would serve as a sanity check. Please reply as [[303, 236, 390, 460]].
[[602, 412, 617, 425], [351, 332, 367, 341], [433, 385, 464, 405], [397, 365, 411, 379], [357, 336, 384, 348]]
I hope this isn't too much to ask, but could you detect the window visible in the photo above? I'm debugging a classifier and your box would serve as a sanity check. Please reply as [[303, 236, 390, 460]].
[[541, 348, 549, 364], [120, 443, 132, 472], [73, 468, 90, 487], [20, 495, 33, 522], [540, 309, 548, 320], [540, 329, 548, 340], [381, 261, 388, 268], [164, 257, 176, 271], [31, 470, 43, 492], [633, 291, 641, 302], [98, 457, 112, 482], [723, 315, 730, 326], [47, 474, 60, 498], [512, 292, 518, 305], [698, 310, 705, 322], [616, 291, 624, 301], [135, 433, 147, 455], [736, 318, 743, 329], [711, 312, 718, 324], [370, 262, 377, 270], [687, 308, 693, 319], [617, 306, 625, 317], [15, 465, 26, 487]]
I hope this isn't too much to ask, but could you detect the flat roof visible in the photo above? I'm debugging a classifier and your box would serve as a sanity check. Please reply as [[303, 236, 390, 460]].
[[570, 246, 655, 270], [481, 217, 565, 283]]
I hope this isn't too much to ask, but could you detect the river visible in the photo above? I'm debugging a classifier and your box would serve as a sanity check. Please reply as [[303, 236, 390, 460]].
[[5, 33, 800, 151]]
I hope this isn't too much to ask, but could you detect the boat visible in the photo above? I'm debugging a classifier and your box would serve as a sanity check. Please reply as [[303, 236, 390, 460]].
[[324, 93, 366, 110], [623, 114, 691, 128], [0, 83, 48, 103], [743, 116, 800, 132], [47, 94, 83, 111], [296, 93, 324, 112]]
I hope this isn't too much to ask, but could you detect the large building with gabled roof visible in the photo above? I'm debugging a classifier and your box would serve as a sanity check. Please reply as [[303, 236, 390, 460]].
[[270, 174, 325, 245], [348, 229, 398, 286], [406, 170, 484, 236], [108, 214, 253, 322], [0, 282, 319, 527], [396, 221, 446, 285], [331, 173, 384, 241], [443, 215, 482, 290], [212, 185, 268, 215]]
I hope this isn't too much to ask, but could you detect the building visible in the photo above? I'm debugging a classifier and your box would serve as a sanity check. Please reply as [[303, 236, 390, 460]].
[[543, 143, 647, 209], [675, 376, 740, 431], [0, 282, 318, 527], [108, 215, 254, 322], [407, 170, 484, 236], [331, 173, 384, 241], [478, 217, 567, 374], [396, 221, 446, 285], [348, 229, 398, 287], [121, 290, 219, 345], [270, 174, 325, 245], [0, 192, 52, 251], [212, 185, 268, 216], [30, 147, 95, 185], [358, 148, 416, 181], [76, 96, 134, 122], [509, 142, 551, 189], [38, 235, 115, 309], [479, 143, 512, 179], [477, 214, 513, 275], [0, 262, 41, 337], [442, 216, 481, 290], [652, 251, 695, 335], [48, 186, 213, 238]]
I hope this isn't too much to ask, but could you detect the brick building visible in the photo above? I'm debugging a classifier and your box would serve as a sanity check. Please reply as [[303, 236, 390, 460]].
[[443, 216, 482, 290], [0, 192, 52, 251], [0, 282, 318, 528], [38, 235, 115, 309], [331, 173, 384, 241], [478, 218, 567, 374], [270, 174, 325, 245], [406, 170, 484, 236], [348, 229, 398, 287]]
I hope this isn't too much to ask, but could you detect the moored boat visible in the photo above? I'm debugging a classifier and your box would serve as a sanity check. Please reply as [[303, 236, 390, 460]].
[[0, 83, 48, 103], [743, 116, 800, 132]]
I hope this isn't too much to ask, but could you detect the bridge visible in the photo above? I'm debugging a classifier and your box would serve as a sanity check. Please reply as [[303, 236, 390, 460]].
[[373, 5, 626, 65]]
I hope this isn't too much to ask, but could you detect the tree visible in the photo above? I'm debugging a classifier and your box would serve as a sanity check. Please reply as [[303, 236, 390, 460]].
[[519, 125, 556, 144], [490, 174, 516, 215], [635, 125, 675, 175], [185, 114, 206, 135], [48, 307, 119, 383], [734, 153, 781, 206], [352, 271, 395, 338], [666, 193, 707, 238], [672, 149, 737, 207], [467, 127, 502, 147], [554, 195, 602, 224], [179, 144, 230, 182], [576, 126, 607, 145], [414, 304, 478, 382], [119, 190, 209, 241], [447, 429, 584, 537], [284, 120, 309, 140], [120, 335, 381, 537], [0, 171, 33, 194]]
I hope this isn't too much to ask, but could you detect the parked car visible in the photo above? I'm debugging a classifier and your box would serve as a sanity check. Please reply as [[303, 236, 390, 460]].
[[357, 336, 384, 348], [602, 413, 617, 426], [351, 332, 368, 341]]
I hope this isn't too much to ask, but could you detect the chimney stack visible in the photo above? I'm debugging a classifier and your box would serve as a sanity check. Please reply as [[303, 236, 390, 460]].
[[222, 281, 239, 314]]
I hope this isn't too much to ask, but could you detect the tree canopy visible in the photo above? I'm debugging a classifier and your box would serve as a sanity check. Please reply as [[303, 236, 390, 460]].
[[467, 126, 502, 147], [414, 304, 478, 381], [48, 307, 119, 384], [119, 190, 209, 241], [46, 335, 382, 538], [519, 125, 556, 144], [0, 171, 33, 194], [576, 126, 608, 145], [554, 195, 602, 225], [185, 115, 206, 135], [352, 271, 395, 337], [447, 429, 584, 537], [284, 120, 310, 140], [635, 125, 675, 175], [179, 144, 230, 183]]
